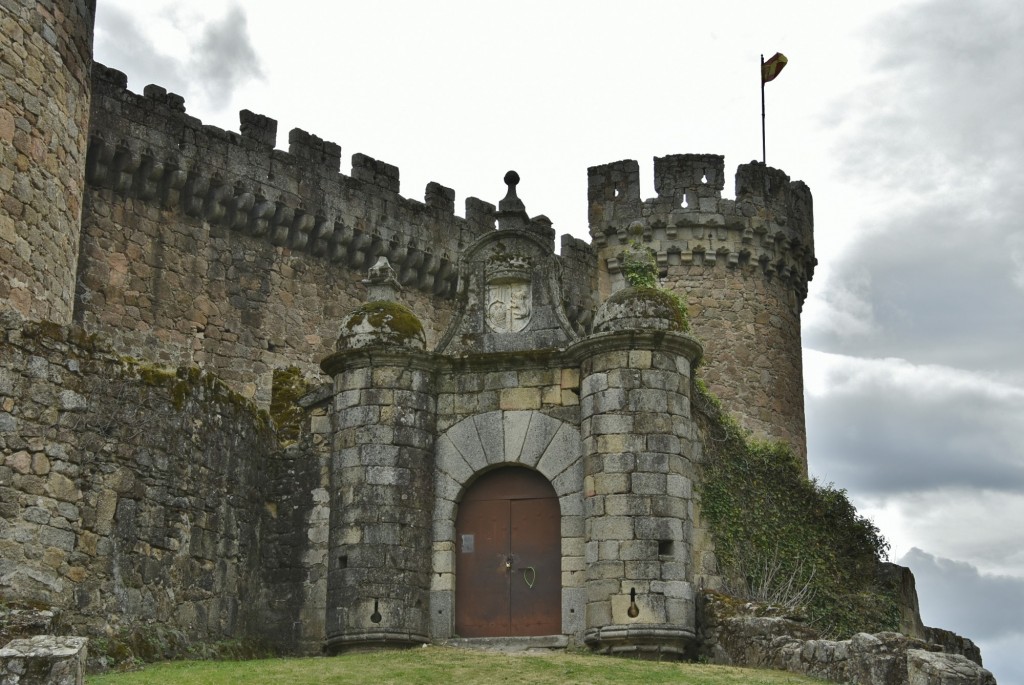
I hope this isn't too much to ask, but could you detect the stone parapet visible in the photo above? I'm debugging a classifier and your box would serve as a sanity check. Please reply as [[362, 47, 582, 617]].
[[83, 64, 481, 303]]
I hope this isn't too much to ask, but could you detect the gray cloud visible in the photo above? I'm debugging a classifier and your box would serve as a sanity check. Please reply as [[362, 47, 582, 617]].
[[94, 4, 263, 114], [806, 352, 1024, 496], [807, 0, 1024, 380], [93, 5, 186, 94], [188, 6, 265, 110], [900, 548, 1024, 683], [829, 0, 1024, 188]]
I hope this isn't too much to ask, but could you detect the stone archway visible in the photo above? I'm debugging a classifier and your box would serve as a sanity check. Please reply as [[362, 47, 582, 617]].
[[431, 410, 585, 640]]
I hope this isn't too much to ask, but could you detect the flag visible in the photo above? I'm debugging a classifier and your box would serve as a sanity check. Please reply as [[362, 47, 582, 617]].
[[761, 52, 788, 84]]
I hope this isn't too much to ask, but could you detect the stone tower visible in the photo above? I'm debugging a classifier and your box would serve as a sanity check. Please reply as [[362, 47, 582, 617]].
[[588, 155, 815, 464], [321, 259, 436, 651], [0, 0, 96, 323], [577, 281, 703, 656]]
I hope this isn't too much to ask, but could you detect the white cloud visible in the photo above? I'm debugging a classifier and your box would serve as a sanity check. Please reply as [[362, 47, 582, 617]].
[[804, 349, 1024, 402], [857, 490, 1024, 578]]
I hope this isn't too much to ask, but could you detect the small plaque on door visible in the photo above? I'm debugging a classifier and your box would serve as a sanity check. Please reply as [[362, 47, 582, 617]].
[[461, 534, 475, 554]]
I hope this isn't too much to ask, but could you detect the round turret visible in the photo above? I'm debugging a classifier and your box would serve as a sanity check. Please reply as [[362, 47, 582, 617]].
[[335, 301, 426, 351]]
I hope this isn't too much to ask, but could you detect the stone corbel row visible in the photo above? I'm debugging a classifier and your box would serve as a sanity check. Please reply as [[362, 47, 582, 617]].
[[84, 136, 459, 298], [605, 243, 812, 295]]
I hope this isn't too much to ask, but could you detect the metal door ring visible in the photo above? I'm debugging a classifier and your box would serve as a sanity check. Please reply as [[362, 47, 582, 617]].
[[522, 566, 536, 589]]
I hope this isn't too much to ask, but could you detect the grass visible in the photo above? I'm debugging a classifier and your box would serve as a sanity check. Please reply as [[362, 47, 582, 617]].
[[87, 646, 824, 684]]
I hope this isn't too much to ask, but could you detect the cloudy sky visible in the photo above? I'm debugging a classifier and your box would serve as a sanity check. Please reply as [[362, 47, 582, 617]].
[[93, 1, 1022, 680]]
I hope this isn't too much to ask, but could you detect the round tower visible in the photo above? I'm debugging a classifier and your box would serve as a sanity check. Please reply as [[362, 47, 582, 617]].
[[320, 259, 437, 652], [574, 282, 703, 657], [0, 0, 95, 323], [588, 155, 815, 466]]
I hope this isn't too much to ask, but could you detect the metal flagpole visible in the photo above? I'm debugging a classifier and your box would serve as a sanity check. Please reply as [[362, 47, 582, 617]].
[[761, 53, 766, 164]]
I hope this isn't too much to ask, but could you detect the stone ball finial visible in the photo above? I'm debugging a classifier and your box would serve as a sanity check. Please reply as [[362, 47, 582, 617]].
[[499, 170, 526, 215], [363, 256, 401, 302]]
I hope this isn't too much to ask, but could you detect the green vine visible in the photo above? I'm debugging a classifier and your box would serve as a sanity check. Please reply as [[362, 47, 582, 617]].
[[622, 238, 659, 289], [620, 236, 689, 327], [693, 383, 899, 638]]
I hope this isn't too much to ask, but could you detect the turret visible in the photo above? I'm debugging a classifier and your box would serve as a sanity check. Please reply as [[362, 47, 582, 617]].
[[572, 240, 704, 656], [0, 0, 96, 323], [320, 258, 436, 651], [589, 155, 815, 466]]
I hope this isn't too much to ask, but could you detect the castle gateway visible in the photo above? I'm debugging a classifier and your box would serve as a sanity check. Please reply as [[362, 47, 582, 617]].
[[0, 0, 833, 661]]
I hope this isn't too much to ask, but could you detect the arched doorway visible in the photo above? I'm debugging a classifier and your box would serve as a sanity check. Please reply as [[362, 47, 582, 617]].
[[455, 466, 561, 637]]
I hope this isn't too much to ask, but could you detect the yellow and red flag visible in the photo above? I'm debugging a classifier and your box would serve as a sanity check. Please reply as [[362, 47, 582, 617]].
[[761, 52, 788, 83]]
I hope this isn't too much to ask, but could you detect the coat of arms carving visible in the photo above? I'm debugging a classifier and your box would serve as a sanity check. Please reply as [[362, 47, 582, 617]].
[[485, 254, 533, 334]]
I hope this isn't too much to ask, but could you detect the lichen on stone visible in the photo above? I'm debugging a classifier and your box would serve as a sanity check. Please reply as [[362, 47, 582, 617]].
[[337, 300, 426, 351], [593, 285, 690, 333]]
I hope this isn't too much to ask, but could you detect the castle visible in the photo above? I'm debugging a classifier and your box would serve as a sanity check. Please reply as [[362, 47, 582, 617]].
[[0, 1, 992, 679]]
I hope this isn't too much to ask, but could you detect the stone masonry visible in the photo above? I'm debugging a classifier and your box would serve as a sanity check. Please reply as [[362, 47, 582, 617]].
[[0, 0, 95, 323], [0, 3, 993, 683]]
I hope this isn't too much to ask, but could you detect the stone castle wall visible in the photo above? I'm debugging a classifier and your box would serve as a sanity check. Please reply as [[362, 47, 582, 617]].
[[0, 0, 95, 324], [0, 316, 283, 648], [589, 155, 814, 461], [0, 5, 835, 667], [73, 65, 599, 408]]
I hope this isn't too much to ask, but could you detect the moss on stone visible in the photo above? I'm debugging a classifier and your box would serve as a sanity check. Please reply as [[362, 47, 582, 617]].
[[598, 286, 690, 332], [136, 364, 177, 386], [361, 301, 424, 340], [270, 366, 308, 445], [339, 300, 426, 350]]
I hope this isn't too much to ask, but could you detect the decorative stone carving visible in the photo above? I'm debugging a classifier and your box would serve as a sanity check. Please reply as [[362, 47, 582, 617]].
[[485, 255, 533, 333]]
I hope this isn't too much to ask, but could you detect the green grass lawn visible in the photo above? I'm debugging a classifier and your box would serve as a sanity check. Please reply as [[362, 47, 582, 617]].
[[87, 646, 824, 684]]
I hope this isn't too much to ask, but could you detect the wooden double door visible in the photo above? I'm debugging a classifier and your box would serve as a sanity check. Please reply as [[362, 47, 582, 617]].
[[455, 467, 561, 637]]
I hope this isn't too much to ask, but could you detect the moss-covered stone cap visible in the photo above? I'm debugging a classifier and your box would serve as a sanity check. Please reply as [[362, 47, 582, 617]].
[[593, 286, 688, 333], [335, 300, 426, 352]]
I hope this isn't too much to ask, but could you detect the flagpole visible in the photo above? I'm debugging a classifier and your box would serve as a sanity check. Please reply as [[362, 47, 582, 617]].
[[760, 53, 766, 164]]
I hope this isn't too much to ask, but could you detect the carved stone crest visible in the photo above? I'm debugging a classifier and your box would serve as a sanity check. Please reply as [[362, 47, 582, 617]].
[[485, 254, 532, 334]]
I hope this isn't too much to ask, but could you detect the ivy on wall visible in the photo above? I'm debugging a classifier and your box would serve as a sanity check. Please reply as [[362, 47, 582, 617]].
[[693, 382, 899, 638], [621, 237, 690, 329]]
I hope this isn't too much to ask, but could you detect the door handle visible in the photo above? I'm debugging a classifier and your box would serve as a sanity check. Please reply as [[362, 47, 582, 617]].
[[520, 566, 536, 588]]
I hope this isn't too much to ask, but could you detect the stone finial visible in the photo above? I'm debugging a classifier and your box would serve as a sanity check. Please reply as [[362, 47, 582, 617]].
[[363, 257, 400, 302], [499, 171, 526, 214], [497, 171, 529, 230]]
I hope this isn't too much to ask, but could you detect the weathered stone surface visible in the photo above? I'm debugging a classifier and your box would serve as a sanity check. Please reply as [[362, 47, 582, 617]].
[[698, 591, 996, 685], [907, 649, 995, 685], [0, 4, 988, 674], [0, 635, 87, 685], [0, 0, 94, 325]]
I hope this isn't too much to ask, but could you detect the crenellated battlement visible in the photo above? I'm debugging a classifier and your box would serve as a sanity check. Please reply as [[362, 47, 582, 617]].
[[83, 63, 520, 300], [589, 155, 815, 303]]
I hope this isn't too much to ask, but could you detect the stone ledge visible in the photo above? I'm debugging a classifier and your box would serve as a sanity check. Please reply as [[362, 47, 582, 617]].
[[444, 635, 568, 652], [0, 635, 87, 685]]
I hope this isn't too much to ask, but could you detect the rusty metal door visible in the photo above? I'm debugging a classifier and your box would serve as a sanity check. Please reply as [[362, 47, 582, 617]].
[[455, 467, 561, 637]]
